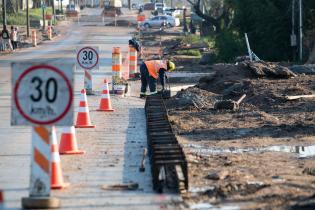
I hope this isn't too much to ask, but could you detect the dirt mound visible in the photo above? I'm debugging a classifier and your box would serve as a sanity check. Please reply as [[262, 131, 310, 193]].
[[165, 87, 218, 110], [198, 61, 297, 94]]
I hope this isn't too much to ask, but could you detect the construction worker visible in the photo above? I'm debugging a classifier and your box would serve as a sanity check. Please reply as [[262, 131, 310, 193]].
[[139, 60, 175, 98]]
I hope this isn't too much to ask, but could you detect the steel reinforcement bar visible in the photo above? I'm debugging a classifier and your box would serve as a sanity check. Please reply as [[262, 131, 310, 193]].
[[145, 94, 188, 193]]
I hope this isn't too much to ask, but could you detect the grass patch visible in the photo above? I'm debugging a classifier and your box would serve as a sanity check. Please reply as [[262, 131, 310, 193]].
[[176, 49, 201, 57], [0, 7, 52, 25]]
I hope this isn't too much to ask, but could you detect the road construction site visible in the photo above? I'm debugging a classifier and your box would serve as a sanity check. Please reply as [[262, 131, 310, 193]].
[[1, 6, 315, 210]]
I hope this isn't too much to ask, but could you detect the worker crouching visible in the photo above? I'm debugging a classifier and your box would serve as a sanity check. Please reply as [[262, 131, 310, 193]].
[[139, 60, 175, 98]]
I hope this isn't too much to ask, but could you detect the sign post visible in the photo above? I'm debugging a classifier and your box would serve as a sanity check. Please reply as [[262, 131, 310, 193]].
[[11, 63, 74, 209], [76, 46, 99, 95]]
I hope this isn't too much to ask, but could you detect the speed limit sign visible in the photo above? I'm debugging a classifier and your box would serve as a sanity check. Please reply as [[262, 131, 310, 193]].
[[76, 46, 99, 70], [11, 63, 74, 126]]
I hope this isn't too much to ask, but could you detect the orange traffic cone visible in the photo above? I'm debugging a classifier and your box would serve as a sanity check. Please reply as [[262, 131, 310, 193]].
[[59, 126, 85, 155], [97, 79, 114, 112], [51, 127, 69, 189], [0, 190, 4, 210], [75, 89, 95, 128]]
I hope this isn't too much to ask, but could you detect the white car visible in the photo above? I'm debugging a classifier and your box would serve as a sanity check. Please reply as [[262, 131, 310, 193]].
[[141, 15, 180, 28]]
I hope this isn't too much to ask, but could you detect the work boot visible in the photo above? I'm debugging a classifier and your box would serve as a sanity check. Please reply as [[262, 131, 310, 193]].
[[140, 94, 146, 99]]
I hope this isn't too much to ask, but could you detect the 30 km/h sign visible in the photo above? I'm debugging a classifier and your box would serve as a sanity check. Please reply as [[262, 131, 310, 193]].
[[11, 63, 74, 126], [76, 46, 99, 70]]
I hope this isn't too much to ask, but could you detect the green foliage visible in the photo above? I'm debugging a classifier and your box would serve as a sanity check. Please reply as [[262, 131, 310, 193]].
[[181, 34, 201, 45], [214, 30, 245, 62], [176, 49, 202, 57], [232, 0, 292, 61], [193, 0, 315, 62], [0, 7, 52, 25]]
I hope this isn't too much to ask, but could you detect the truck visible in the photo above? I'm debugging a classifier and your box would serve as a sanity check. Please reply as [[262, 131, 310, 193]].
[[103, 0, 122, 16]]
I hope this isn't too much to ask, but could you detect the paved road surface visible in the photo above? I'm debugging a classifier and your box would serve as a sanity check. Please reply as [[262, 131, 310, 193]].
[[0, 8, 180, 210]]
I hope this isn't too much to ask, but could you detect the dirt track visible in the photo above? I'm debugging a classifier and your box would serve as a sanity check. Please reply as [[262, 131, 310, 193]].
[[138, 28, 315, 209]]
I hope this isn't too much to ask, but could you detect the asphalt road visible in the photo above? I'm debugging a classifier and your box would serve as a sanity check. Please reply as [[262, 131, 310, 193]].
[[0, 8, 180, 210]]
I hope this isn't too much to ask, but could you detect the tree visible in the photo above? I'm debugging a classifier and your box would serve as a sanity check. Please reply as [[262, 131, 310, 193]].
[[186, 0, 234, 35]]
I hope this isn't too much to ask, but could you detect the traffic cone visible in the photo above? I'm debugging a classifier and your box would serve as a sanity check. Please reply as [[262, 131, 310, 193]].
[[75, 89, 96, 128], [59, 126, 85, 155], [97, 79, 114, 112], [51, 127, 69, 189], [0, 190, 4, 210]]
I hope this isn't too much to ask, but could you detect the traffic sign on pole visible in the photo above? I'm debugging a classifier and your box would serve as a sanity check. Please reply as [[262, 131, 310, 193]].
[[11, 63, 74, 126], [76, 46, 99, 95], [76, 46, 99, 70]]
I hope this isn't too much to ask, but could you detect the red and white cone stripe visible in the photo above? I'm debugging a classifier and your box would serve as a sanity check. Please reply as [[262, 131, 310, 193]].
[[101, 81, 110, 99], [79, 89, 90, 113]]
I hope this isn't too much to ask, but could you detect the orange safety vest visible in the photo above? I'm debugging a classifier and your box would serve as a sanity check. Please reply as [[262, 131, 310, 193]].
[[145, 60, 167, 79]]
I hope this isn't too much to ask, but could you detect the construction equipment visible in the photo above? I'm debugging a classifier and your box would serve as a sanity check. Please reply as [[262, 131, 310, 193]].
[[103, 0, 122, 16], [245, 33, 260, 61], [158, 75, 171, 99], [214, 94, 247, 111]]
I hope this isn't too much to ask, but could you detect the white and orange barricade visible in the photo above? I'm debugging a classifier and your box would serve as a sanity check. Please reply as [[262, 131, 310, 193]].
[[112, 47, 122, 84], [75, 89, 95, 128], [121, 51, 129, 80], [129, 45, 137, 78], [22, 126, 60, 209], [32, 30, 37, 47], [51, 127, 69, 189], [47, 26, 52, 40], [59, 126, 85, 155], [84, 69, 93, 95], [97, 79, 114, 111]]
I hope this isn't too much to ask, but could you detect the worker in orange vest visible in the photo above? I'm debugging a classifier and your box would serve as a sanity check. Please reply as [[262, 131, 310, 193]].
[[140, 60, 175, 98]]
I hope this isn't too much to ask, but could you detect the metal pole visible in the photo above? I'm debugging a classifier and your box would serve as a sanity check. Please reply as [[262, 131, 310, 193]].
[[52, 0, 55, 25], [299, 0, 303, 61], [26, 0, 30, 37], [245, 33, 253, 61], [42, 3, 45, 30], [2, 0, 6, 27]]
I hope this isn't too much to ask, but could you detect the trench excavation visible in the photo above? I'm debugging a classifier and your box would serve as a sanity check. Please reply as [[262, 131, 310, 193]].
[[145, 94, 188, 193]]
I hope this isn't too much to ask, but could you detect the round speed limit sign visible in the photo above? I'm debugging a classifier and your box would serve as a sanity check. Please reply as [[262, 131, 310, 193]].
[[12, 63, 74, 126], [77, 46, 99, 70]]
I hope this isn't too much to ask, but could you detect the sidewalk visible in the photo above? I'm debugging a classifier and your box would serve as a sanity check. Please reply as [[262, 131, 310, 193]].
[[52, 84, 181, 209]]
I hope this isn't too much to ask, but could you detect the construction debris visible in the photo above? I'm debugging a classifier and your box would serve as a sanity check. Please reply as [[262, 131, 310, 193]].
[[214, 94, 246, 111]]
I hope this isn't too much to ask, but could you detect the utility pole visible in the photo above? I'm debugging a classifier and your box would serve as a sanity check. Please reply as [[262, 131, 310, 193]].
[[26, 0, 30, 37], [42, 1, 46, 30], [299, 0, 303, 61], [2, 0, 7, 28], [291, 0, 297, 61], [52, 0, 55, 25]]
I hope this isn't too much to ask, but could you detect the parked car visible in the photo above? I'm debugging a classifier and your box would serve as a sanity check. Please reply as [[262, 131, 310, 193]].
[[141, 15, 180, 29]]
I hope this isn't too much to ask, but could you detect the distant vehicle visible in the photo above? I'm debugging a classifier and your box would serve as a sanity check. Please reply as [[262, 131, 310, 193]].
[[163, 8, 181, 17], [143, 3, 154, 10], [65, 4, 80, 17], [154, 3, 165, 13], [141, 15, 180, 29], [66, 4, 80, 12]]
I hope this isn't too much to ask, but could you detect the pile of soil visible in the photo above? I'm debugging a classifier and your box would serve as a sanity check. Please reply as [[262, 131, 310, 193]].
[[165, 87, 218, 110], [165, 61, 315, 209]]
